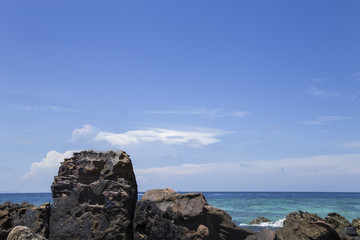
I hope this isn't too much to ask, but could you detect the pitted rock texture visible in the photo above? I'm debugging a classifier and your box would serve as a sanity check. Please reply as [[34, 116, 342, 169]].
[[49, 150, 137, 240], [0, 202, 49, 240], [133, 188, 253, 240]]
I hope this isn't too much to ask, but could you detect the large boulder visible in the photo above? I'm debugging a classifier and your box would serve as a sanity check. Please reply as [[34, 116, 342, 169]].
[[6, 226, 46, 240], [49, 150, 138, 240], [0, 202, 49, 240], [133, 188, 254, 240]]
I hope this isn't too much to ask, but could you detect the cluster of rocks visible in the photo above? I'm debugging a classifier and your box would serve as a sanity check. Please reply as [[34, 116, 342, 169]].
[[1, 150, 359, 240], [247, 211, 360, 240]]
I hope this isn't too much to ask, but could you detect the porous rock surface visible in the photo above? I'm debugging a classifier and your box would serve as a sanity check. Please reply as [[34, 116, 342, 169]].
[[6, 226, 46, 240], [133, 188, 254, 240], [49, 150, 138, 240], [0, 202, 49, 240]]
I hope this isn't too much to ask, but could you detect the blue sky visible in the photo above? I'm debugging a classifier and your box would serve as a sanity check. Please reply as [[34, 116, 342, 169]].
[[1, 0, 359, 192]]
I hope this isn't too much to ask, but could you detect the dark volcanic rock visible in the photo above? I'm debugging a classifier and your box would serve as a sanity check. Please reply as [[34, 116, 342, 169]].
[[352, 219, 360, 235], [49, 150, 137, 240], [250, 217, 271, 225], [6, 226, 46, 240], [275, 211, 350, 240], [133, 188, 254, 240], [0, 202, 49, 240], [325, 213, 352, 232], [286, 211, 323, 222]]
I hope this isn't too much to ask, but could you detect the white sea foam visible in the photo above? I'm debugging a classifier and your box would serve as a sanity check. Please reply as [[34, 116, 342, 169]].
[[239, 218, 285, 228]]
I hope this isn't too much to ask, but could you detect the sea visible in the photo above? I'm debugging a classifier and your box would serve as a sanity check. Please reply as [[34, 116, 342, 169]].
[[1, 192, 360, 231]]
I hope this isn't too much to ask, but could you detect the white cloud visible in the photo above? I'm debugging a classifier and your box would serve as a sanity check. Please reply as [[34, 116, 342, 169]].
[[304, 116, 352, 125], [95, 128, 226, 148], [69, 124, 97, 143], [23, 150, 74, 179], [147, 109, 250, 118]]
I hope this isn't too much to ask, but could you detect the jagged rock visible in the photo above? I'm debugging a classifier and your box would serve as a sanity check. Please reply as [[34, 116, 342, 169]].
[[276, 217, 343, 240], [352, 219, 360, 235], [325, 213, 352, 232], [0, 202, 49, 240], [275, 211, 353, 240], [250, 217, 271, 225], [286, 211, 323, 222], [6, 226, 46, 240], [133, 188, 254, 240], [49, 150, 138, 240]]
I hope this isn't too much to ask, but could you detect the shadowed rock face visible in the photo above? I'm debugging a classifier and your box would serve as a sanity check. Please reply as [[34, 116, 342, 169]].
[[133, 188, 254, 240], [49, 150, 137, 240], [0, 202, 49, 240]]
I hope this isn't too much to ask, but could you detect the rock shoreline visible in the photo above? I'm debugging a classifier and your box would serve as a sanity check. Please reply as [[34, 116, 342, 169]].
[[1, 150, 359, 240]]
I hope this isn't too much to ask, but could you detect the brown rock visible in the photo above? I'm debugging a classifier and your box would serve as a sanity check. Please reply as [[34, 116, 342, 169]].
[[0, 202, 49, 240], [325, 213, 352, 232], [250, 217, 272, 225], [49, 150, 138, 240], [133, 188, 254, 240], [6, 226, 46, 240]]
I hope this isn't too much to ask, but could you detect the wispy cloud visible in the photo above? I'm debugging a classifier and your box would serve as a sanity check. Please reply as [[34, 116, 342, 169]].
[[342, 141, 360, 148], [95, 128, 227, 148], [7, 104, 78, 112], [304, 116, 352, 125], [17, 138, 32, 145], [307, 86, 359, 101], [147, 109, 250, 118], [352, 72, 360, 77]]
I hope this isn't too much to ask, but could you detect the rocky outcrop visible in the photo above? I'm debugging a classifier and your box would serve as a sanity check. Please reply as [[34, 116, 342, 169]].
[[275, 211, 360, 240], [0, 202, 49, 240], [250, 217, 271, 225], [352, 219, 360, 235], [133, 188, 254, 240], [6, 226, 46, 240], [325, 213, 352, 232], [49, 150, 138, 240]]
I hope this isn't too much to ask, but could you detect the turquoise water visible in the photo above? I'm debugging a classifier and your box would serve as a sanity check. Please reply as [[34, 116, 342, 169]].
[[2, 192, 360, 227]]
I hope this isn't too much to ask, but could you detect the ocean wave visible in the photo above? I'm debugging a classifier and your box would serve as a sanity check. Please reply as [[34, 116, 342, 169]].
[[239, 218, 285, 228]]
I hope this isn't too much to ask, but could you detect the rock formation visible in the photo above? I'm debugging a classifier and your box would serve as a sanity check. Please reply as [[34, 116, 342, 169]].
[[275, 211, 360, 240], [49, 150, 138, 240], [250, 217, 271, 225], [0, 202, 49, 240], [133, 188, 254, 240], [6, 226, 46, 240]]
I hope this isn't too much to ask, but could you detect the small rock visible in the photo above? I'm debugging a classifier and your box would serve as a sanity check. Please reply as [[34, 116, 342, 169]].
[[6, 226, 46, 240], [250, 217, 271, 225]]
